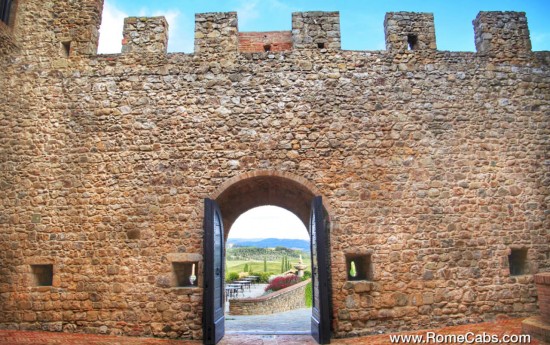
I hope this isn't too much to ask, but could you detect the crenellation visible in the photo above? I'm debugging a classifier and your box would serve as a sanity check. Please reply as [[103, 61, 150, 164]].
[[292, 11, 341, 50], [0, 6, 543, 59], [473, 11, 532, 57], [194, 12, 238, 55], [122, 16, 169, 54], [384, 12, 436, 52]]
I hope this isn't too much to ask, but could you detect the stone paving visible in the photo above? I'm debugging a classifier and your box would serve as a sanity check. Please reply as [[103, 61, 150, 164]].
[[225, 282, 311, 334], [0, 317, 543, 345], [226, 308, 311, 334]]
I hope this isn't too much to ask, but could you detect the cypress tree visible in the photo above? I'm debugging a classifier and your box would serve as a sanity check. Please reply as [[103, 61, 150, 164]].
[[264, 257, 267, 272], [286, 256, 291, 271]]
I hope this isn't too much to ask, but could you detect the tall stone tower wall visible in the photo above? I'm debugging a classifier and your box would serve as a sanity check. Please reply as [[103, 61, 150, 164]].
[[8, 0, 103, 59], [0, 1, 548, 341]]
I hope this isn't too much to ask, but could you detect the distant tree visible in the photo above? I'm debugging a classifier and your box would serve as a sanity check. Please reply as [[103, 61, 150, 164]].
[[243, 263, 249, 273], [264, 257, 267, 272], [286, 256, 291, 271]]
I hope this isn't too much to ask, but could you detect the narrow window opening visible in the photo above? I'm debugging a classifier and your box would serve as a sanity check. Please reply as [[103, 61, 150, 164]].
[[173, 262, 198, 287], [31, 264, 53, 287], [508, 248, 529, 276], [263, 43, 271, 52], [317, 42, 325, 49], [0, 0, 13, 24], [407, 34, 418, 50], [346, 254, 373, 281], [62, 41, 71, 57]]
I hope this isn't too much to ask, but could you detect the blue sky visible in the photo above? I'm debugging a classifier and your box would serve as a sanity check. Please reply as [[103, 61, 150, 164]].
[[98, 0, 550, 54]]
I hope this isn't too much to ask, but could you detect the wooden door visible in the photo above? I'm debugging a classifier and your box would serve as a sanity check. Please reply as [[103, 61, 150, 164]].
[[203, 198, 225, 345], [310, 196, 331, 344]]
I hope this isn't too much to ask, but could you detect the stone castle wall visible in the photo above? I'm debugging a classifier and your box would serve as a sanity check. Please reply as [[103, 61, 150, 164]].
[[0, 0, 548, 341]]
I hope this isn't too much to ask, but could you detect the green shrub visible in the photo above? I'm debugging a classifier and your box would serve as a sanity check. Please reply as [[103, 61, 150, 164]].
[[247, 271, 271, 283], [302, 270, 312, 280], [305, 281, 312, 307], [256, 272, 271, 283], [226, 272, 239, 282]]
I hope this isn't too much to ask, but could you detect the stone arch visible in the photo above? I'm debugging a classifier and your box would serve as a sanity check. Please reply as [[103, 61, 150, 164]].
[[210, 170, 330, 238]]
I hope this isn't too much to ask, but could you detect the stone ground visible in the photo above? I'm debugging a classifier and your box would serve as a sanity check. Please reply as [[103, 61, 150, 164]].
[[0, 317, 543, 345], [225, 282, 310, 334], [226, 308, 311, 334]]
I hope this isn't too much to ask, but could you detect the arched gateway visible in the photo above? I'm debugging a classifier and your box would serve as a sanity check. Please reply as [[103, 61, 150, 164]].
[[202, 171, 333, 344]]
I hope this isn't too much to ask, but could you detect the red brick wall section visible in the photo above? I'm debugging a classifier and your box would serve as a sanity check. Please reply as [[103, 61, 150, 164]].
[[535, 273, 550, 323], [238, 31, 292, 52]]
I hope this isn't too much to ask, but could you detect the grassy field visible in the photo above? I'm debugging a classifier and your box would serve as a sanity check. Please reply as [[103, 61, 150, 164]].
[[226, 260, 287, 274]]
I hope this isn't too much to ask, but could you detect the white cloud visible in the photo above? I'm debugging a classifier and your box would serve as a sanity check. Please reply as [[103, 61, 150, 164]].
[[151, 9, 193, 53], [97, 1, 127, 54], [229, 206, 309, 240], [267, 0, 297, 12], [139, 7, 193, 53], [237, 0, 260, 27]]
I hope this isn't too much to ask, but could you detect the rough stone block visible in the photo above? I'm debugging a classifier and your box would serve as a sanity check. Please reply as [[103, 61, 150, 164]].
[[122, 16, 168, 54], [384, 12, 436, 51], [473, 11, 531, 56]]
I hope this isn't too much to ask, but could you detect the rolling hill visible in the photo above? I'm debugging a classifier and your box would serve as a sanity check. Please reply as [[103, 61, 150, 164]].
[[227, 238, 310, 252]]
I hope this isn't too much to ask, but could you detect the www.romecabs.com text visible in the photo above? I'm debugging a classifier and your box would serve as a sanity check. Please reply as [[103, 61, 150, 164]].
[[389, 332, 531, 344]]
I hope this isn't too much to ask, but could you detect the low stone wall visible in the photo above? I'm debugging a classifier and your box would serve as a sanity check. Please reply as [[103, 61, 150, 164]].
[[522, 273, 550, 343], [535, 273, 550, 323], [229, 279, 310, 315]]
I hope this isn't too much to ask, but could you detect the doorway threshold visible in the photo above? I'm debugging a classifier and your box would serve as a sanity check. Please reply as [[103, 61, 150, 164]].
[[226, 330, 311, 335]]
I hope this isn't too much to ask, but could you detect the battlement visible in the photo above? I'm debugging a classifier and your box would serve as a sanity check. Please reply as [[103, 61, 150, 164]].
[[292, 11, 341, 50], [384, 12, 436, 51], [0, 2, 539, 59], [122, 17, 168, 54], [473, 11, 531, 57]]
